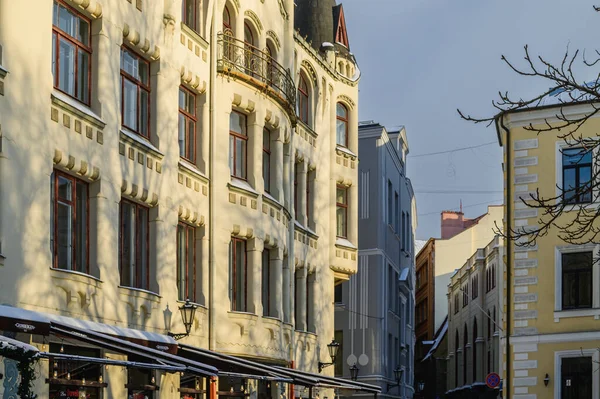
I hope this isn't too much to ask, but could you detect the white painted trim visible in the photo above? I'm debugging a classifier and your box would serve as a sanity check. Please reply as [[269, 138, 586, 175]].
[[554, 140, 600, 210], [554, 243, 599, 311], [507, 102, 600, 128], [511, 330, 600, 344], [554, 348, 599, 398]]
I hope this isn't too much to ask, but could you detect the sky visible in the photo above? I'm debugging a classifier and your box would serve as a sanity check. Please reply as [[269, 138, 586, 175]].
[[340, 0, 600, 239]]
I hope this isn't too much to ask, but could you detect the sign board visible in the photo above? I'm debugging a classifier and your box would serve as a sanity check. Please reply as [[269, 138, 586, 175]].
[[486, 373, 501, 389]]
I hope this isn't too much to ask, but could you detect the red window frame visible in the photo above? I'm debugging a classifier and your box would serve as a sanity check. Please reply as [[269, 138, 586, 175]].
[[120, 47, 151, 138], [230, 237, 247, 312], [52, 171, 89, 273], [177, 222, 196, 302], [179, 86, 197, 163], [52, 0, 92, 105], [182, 0, 197, 32], [336, 103, 349, 147], [297, 75, 309, 124], [263, 128, 271, 193], [119, 199, 150, 290], [262, 249, 271, 317], [336, 185, 348, 238], [229, 111, 248, 179], [223, 5, 231, 31]]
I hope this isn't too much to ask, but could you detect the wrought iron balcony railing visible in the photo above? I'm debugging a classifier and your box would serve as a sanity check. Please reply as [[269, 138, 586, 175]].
[[217, 33, 296, 117]]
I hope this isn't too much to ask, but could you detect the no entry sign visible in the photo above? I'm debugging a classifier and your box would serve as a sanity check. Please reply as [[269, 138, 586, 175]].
[[486, 372, 501, 388]]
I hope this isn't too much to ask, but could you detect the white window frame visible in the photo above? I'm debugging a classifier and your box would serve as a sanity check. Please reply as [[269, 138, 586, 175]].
[[554, 243, 599, 315], [555, 140, 599, 210], [554, 348, 599, 398]]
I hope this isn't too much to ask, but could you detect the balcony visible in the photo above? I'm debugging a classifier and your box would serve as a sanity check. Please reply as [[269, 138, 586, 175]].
[[217, 33, 296, 120]]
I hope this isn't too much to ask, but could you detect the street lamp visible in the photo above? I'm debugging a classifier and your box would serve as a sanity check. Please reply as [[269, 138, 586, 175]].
[[349, 364, 359, 381], [387, 367, 404, 392], [168, 299, 197, 340], [318, 340, 340, 372], [418, 381, 425, 392]]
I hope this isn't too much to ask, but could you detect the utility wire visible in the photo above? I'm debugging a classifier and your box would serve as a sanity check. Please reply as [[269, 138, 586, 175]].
[[417, 199, 503, 217], [415, 189, 503, 194], [335, 305, 384, 320], [409, 141, 497, 158]]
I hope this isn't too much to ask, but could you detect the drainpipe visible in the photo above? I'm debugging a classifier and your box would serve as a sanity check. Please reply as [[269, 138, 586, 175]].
[[498, 114, 511, 399], [208, 0, 217, 351]]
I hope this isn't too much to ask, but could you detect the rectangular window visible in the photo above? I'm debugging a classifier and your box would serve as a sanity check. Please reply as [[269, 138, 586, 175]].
[[462, 283, 469, 307], [182, 0, 197, 31], [394, 192, 399, 232], [229, 238, 247, 312], [306, 274, 312, 332], [229, 111, 247, 179], [121, 48, 150, 137], [454, 293, 459, 314], [51, 171, 89, 273], [49, 344, 101, 399], [472, 275, 478, 299], [387, 180, 393, 226], [334, 282, 343, 304], [119, 200, 149, 290], [52, 0, 91, 104], [294, 164, 299, 217], [262, 249, 271, 317], [562, 252, 593, 310], [178, 86, 197, 163], [388, 265, 394, 310], [306, 171, 312, 227], [177, 222, 196, 302], [562, 148, 592, 204], [334, 330, 344, 376], [294, 269, 301, 329], [263, 128, 271, 193], [336, 186, 348, 238]]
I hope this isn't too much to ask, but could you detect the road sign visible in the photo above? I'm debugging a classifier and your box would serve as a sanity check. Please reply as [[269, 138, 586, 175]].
[[486, 372, 501, 389]]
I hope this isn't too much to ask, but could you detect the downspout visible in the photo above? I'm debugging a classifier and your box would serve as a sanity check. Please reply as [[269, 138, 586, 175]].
[[498, 114, 511, 399], [208, 0, 217, 351]]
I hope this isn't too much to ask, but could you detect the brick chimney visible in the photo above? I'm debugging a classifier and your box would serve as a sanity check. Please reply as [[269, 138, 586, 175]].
[[440, 209, 481, 239]]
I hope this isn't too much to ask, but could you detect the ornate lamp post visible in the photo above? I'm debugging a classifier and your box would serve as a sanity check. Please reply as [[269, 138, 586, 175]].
[[168, 299, 197, 340], [318, 340, 340, 372]]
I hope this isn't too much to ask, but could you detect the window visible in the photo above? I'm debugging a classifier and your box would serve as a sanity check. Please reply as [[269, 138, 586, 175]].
[[453, 292, 459, 314], [336, 103, 348, 147], [387, 180, 393, 226], [388, 265, 394, 310], [334, 330, 344, 376], [177, 222, 196, 302], [472, 274, 478, 299], [223, 5, 231, 31], [462, 283, 468, 307], [229, 111, 247, 179], [49, 344, 102, 399], [486, 264, 496, 293], [297, 75, 309, 124], [472, 318, 478, 382], [51, 171, 89, 273], [306, 274, 312, 332], [263, 128, 271, 193], [178, 87, 197, 163], [119, 200, 149, 290], [127, 358, 156, 399], [562, 252, 593, 309], [336, 186, 348, 238], [463, 324, 468, 385], [454, 331, 459, 387], [562, 147, 592, 204], [262, 249, 271, 316], [182, 0, 198, 32], [229, 238, 247, 312], [121, 48, 150, 137], [394, 192, 399, 232], [294, 269, 301, 329], [306, 171, 312, 227], [52, 1, 91, 104], [334, 283, 343, 304]]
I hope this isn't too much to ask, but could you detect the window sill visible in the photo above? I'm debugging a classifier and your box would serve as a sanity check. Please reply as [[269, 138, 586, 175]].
[[335, 237, 357, 250], [49, 267, 103, 285], [118, 285, 161, 302], [51, 90, 106, 129], [181, 22, 209, 49], [296, 120, 318, 138], [227, 311, 258, 321], [178, 159, 208, 182], [0, 65, 7, 78], [263, 192, 283, 209], [554, 308, 600, 321], [120, 128, 164, 160], [335, 145, 357, 160], [227, 178, 259, 198]]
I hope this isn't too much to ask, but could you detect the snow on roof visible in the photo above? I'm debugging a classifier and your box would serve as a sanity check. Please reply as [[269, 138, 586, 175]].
[[538, 82, 597, 107], [422, 317, 448, 361], [0, 335, 39, 353], [414, 240, 428, 255]]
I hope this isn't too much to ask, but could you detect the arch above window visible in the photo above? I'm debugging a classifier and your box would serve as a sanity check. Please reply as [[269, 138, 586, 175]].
[[297, 73, 310, 125], [336, 102, 348, 147]]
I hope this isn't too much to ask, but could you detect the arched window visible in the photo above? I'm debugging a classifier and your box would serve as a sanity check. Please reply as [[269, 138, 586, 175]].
[[336, 103, 348, 147], [454, 330, 459, 388], [297, 74, 309, 124], [265, 42, 276, 85], [463, 324, 468, 385], [223, 5, 231, 31], [473, 318, 478, 382], [243, 22, 256, 75]]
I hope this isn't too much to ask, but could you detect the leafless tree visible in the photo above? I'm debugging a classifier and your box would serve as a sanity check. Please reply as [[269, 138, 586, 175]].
[[457, 5, 600, 248]]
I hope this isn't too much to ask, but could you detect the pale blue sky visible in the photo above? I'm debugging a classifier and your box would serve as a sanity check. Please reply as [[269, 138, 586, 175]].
[[341, 0, 600, 239]]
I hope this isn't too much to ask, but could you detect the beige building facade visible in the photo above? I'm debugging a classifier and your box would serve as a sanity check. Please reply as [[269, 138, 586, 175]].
[[0, 0, 370, 398]]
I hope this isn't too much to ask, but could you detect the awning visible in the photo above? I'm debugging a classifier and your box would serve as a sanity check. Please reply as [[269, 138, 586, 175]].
[[35, 352, 186, 372], [0, 335, 39, 354], [0, 305, 177, 353], [179, 344, 294, 382], [273, 366, 381, 393], [51, 321, 217, 377]]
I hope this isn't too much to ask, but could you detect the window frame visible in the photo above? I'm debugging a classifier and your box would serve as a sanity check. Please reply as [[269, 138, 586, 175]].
[[263, 127, 271, 193], [471, 274, 478, 300], [229, 111, 248, 179], [178, 86, 197, 163], [336, 102, 349, 147], [120, 47, 151, 138], [52, 0, 92, 105], [52, 170, 90, 274], [561, 147, 593, 205], [554, 245, 599, 313], [119, 199, 150, 290], [336, 185, 348, 238], [297, 75, 309, 125], [182, 0, 198, 32], [262, 248, 271, 317], [554, 349, 600, 398], [230, 237, 248, 312], [561, 251, 593, 310], [306, 171, 311, 226], [176, 222, 196, 303]]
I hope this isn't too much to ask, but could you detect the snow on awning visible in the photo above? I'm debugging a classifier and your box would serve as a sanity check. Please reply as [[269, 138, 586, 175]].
[[0, 334, 39, 354]]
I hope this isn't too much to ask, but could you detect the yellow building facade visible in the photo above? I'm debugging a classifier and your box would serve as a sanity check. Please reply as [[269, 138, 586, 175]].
[[0, 0, 374, 398], [497, 103, 600, 399]]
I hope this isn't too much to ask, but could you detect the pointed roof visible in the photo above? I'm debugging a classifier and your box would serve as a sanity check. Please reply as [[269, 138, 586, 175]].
[[294, 0, 351, 53], [333, 4, 349, 48]]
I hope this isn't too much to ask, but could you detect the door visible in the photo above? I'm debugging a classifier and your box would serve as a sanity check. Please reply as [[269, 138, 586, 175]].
[[561, 356, 592, 399]]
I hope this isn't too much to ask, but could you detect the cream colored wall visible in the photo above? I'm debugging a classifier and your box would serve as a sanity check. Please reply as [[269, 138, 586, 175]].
[[433, 206, 503, 330], [0, 0, 358, 387]]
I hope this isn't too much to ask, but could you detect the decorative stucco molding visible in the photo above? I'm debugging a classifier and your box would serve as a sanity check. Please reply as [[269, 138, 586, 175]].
[[336, 176, 353, 187], [277, 0, 289, 20], [121, 180, 159, 206], [337, 94, 356, 109], [53, 149, 100, 181], [178, 205, 205, 226], [123, 24, 160, 60], [232, 94, 256, 113], [266, 30, 281, 50], [181, 66, 207, 93], [264, 109, 280, 128], [244, 10, 263, 33], [300, 60, 318, 86], [70, 0, 103, 18]]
